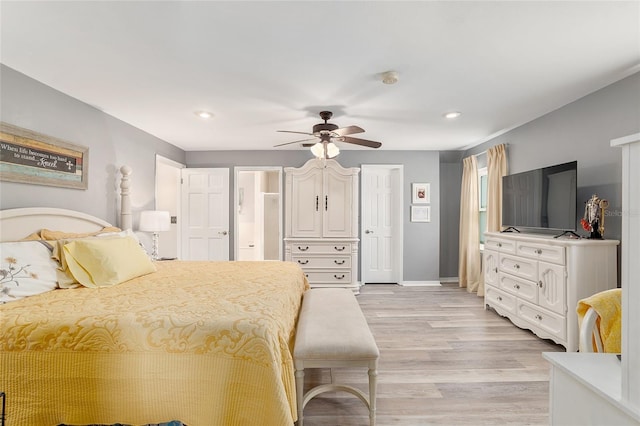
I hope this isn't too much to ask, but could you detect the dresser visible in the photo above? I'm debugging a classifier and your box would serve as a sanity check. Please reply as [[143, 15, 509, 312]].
[[484, 231, 618, 351], [284, 158, 360, 292]]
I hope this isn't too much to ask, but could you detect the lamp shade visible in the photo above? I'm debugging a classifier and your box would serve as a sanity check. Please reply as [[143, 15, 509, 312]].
[[139, 210, 171, 232]]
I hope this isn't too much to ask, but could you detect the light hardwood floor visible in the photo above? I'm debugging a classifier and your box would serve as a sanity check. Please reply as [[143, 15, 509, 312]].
[[301, 283, 564, 426]]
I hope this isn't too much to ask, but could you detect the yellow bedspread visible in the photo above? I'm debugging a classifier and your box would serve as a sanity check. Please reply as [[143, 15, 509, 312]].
[[0, 261, 308, 426]]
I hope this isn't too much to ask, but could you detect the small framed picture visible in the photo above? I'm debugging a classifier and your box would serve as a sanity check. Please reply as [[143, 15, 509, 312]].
[[411, 205, 431, 222], [412, 183, 430, 204]]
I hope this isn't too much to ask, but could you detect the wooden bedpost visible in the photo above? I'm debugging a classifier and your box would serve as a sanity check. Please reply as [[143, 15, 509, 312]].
[[120, 165, 132, 230]]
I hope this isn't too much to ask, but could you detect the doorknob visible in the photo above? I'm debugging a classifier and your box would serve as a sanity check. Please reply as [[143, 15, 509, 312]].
[[219, 231, 228, 236], [365, 229, 374, 234]]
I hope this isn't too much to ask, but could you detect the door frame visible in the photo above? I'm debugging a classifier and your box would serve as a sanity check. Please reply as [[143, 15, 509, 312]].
[[233, 166, 283, 261], [155, 155, 185, 259], [360, 164, 404, 284]]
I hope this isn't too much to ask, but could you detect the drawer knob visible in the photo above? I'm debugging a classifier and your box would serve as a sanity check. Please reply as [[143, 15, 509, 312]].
[[514, 284, 520, 290], [514, 264, 520, 269], [334, 260, 346, 265], [497, 296, 503, 301], [535, 314, 543, 321], [536, 249, 543, 254], [297, 260, 309, 265], [498, 243, 502, 247], [334, 246, 346, 252], [334, 274, 345, 280], [298, 246, 309, 251]]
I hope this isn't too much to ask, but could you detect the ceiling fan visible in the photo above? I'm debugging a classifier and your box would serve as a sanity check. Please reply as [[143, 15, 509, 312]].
[[274, 111, 382, 158]]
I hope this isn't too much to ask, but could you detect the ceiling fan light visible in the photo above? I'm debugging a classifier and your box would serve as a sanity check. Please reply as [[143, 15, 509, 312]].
[[310, 142, 325, 158], [326, 142, 340, 158]]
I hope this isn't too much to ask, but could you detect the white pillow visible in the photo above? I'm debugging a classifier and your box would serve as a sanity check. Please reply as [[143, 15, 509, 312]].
[[0, 241, 59, 304]]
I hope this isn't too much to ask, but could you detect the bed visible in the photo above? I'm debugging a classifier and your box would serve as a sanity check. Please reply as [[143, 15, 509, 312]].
[[0, 168, 308, 425]]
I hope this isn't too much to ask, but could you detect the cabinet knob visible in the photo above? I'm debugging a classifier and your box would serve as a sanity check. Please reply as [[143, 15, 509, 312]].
[[497, 296, 503, 301], [298, 246, 309, 251], [334, 246, 346, 252], [333, 274, 345, 280], [297, 259, 309, 265], [498, 243, 502, 247], [334, 260, 345, 265], [538, 280, 543, 288], [494, 267, 498, 274], [536, 249, 543, 255]]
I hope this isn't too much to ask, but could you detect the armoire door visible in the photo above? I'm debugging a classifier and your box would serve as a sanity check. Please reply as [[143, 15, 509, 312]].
[[323, 165, 353, 238], [288, 165, 323, 238]]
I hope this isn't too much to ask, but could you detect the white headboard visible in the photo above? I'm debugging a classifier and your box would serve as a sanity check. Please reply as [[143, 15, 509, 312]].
[[0, 165, 132, 242]]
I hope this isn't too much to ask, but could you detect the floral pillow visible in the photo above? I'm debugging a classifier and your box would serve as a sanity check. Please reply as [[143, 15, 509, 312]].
[[0, 241, 59, 304]]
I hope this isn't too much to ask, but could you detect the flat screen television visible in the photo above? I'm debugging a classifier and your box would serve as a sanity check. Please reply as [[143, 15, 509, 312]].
[[502, 161, 577, 232]]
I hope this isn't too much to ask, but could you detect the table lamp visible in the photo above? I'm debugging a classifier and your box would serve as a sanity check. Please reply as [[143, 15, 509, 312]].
[[139, 210, 171, 260]]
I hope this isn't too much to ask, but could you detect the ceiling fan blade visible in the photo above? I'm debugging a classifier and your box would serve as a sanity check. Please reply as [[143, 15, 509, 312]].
[[277, 130, 315, 136], [332, 125, 365, 136], [339, 136, 382, 148], [274, 138, 318, 147]]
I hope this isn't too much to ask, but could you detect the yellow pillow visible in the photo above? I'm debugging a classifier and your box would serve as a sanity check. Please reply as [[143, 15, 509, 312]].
[[63, 237, 156, 288]]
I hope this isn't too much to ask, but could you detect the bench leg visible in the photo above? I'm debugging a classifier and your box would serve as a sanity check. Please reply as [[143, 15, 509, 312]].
[[368, 367, 378, 426], [295, 368, 305, 426]]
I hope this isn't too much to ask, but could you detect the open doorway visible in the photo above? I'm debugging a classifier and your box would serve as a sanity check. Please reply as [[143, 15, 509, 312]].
[[234, 167, 282, 261]]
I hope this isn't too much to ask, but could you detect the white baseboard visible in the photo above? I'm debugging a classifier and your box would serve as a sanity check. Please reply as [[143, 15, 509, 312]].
[[400, 281, 442, 287], [439, 277, 459, 283]]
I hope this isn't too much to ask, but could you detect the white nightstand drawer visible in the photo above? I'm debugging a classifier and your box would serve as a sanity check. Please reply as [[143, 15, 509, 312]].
[[484, 236, 516, 254], [498, 274, 537, 303]]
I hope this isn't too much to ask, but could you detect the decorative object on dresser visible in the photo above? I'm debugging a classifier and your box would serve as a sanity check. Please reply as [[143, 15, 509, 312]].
[[285, 158, 360, 292], [483, 231, 618, 351]]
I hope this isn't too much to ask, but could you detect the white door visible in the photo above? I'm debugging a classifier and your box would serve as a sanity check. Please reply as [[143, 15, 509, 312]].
[[181, 168, 230, 260], [361, 165, 403, 283]]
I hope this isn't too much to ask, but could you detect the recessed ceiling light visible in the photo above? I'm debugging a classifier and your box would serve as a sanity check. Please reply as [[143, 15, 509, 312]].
[[381, 70, 399, 85], [443, 111, 462, 119], [195, 111, 214, 119]]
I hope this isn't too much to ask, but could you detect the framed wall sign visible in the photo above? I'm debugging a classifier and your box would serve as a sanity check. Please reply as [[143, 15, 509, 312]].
[[411, 205, 431, 222], [412, 182, 430, 204], [0, 122, 88, 189]]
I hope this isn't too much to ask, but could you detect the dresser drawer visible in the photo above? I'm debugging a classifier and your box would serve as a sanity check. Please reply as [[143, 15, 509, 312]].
[[498, 274, 537, 303], [484, 236, 516, 254], [516, 241, 565, 265], [517, 300, 566, 340], [485, 285, 516, 315], [290, 243, 351, 254], [304, 271, 352, 284], [499, 254, 538, 281], [292, 256, 351, 269]]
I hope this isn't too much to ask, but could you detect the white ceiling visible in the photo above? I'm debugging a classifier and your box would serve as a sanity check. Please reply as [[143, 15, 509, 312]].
[[1, 1, 639, 152]]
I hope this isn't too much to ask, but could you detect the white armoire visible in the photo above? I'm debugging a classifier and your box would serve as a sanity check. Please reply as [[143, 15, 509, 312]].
[[284, 158, 360, 292]]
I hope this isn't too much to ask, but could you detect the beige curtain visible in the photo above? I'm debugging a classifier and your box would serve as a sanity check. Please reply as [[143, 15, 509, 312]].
[[487, 144, 508, 232], [459, 155, 481, 294]]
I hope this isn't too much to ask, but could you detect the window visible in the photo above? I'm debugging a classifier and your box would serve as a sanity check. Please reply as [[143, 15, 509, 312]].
[[478, 167, 488, 248]]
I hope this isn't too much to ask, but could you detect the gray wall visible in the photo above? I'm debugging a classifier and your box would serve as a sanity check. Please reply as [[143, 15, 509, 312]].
[[439, 151, 464, 279], [186, 150, 440, 282], [0, 65, 186, 227]]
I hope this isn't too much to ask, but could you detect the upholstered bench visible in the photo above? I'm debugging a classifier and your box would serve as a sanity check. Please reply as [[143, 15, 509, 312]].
[[293, 288, 380, 426]]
